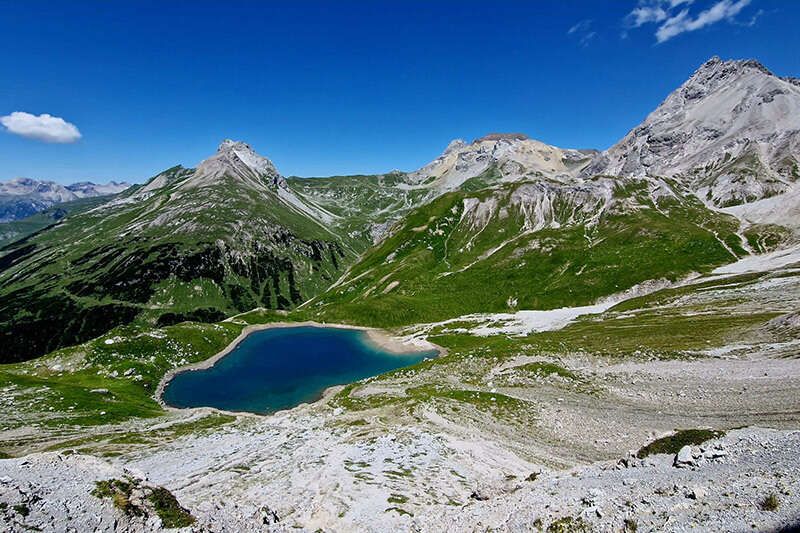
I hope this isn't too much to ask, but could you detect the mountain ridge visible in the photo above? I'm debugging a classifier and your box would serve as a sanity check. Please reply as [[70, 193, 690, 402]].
[[0, 178, 131, 223], [583, 56, 800, 208], [0, 55, 798, 362]]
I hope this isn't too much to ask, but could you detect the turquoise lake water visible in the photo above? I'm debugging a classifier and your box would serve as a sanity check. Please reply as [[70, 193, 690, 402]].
[[162, 326, 436, 414]]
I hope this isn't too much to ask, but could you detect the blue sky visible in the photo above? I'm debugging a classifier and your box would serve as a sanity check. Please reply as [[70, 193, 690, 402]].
[[1, 0, 798, 183]]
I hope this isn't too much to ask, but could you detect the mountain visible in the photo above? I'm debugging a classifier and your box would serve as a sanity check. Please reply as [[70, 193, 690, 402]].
[[65, 181, 130, 198], [306, 58, 800, 327], [0, 141, 354, 362], [1, 57, 797, 361], [307, 160, 753, 327], [403, 133, 596, 192], [0, 178, 130, 223], [584, 57, 800, 208], [291, 135, 598, 244]]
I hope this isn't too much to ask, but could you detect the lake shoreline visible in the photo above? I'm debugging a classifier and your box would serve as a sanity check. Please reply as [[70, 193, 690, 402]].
[[155, 320, 445, 411]]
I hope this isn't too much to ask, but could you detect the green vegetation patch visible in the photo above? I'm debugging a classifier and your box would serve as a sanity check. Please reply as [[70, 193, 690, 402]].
[[147, 486, 195, 528], [636, 429, 724, 458], [93, 478, 195, 528], [0, 320, 244, 429], [514, 362, 577, 380], [93, 478, 142, 517], [310, 179, 752, 328], [760, 493, 780, 511], [546, 516, 591, 533]]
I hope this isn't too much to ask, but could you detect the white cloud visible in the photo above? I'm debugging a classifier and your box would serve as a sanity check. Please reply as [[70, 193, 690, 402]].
[[567, 19, 596, 47], [626, 4, 669, 27], [624, 0, 755, 43], [0, 111, 82, 143], [580, 31, 598, 46], [568, 19, 592, 35], [656, 0, 751, 42]]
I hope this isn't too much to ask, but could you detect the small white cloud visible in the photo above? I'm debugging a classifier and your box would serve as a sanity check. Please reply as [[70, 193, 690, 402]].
[[624, 0, 755, 43], [580, 31, 598, 46], [568, 19, 592, 35], [626, 4, 669, 27], [0, 111, 82, 143], [656, 0, 751, 42], [567, 19, 596, 47]]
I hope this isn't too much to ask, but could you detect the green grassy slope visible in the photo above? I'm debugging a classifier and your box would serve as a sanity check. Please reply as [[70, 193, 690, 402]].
[[0, 196, 115, 248], [0, 167, 356, 363], [288, 172, 431, 240], [306, 177, 751, 327], [2, 261, 795, 456]]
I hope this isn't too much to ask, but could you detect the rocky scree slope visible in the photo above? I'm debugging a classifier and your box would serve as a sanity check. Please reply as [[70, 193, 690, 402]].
[[0, 141, 352, 362], [584, 56, 800, 208]]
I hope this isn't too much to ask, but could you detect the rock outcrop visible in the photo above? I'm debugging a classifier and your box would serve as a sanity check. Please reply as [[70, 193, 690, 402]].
[[584, 57, 800, 208]]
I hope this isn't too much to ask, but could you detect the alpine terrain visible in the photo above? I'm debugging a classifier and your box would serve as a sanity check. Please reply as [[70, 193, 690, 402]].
[[0, 178, 130, 222], [1, 57, 800, 532]]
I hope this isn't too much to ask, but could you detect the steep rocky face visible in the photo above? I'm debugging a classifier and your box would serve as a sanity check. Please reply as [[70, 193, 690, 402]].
[[185, 139, 287, 191], [310, 173, 751, 327], [292, 134, 599, 249], [585, 57, 800, 207]]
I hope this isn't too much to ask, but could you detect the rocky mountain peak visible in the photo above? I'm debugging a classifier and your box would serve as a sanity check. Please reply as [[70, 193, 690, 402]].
[[584, 56, 800, 208], [443, 139, 467, 155], [685, 56, 774, 97], [189, 139, 286, 190], [405, 133, 593, 191], [474, 133, 530, 143], [218, 139, 254, 153]]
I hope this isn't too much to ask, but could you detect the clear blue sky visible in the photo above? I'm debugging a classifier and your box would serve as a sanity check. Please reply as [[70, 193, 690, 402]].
[[1, 0, 798, 183]]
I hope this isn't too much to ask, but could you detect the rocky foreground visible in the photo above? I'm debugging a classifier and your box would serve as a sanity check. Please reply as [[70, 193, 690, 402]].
[[0, 427, 798, 532]]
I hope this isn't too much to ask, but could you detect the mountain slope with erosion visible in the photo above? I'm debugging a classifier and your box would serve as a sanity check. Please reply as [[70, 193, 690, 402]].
[[307, 57, 800, 328], [307, 172, 755, 327], [584, 56, 800, 208], [0, 55, 799, 532], [0, 141, 354, 362]]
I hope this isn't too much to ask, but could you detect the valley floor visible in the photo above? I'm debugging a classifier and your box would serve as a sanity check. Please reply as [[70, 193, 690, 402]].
[[1, 246, 800, 532]]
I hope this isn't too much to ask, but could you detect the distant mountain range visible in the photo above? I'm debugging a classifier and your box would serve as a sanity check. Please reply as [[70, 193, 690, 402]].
[[0, 178, 130, 223], [0, 56, 798, 362]]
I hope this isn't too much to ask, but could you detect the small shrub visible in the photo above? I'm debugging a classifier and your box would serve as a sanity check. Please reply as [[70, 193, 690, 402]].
[[624, 517, 638, 532], [147, 486, 195, 528], [636, 429, 724, 458], [547, 516, 591, 533], [760, 493, 780, 511], [92, 478, 142, 517], [387, 494, 409, 505], [13, 503, 29, 517]]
